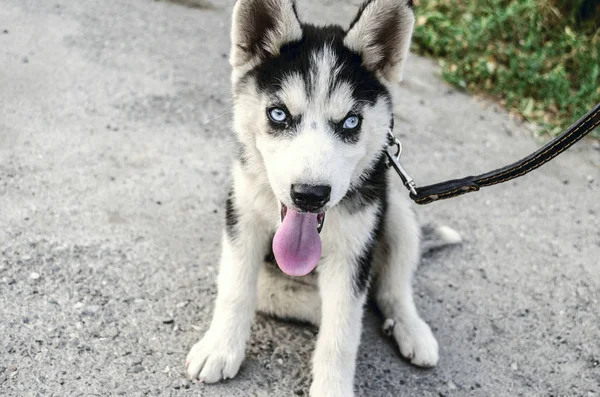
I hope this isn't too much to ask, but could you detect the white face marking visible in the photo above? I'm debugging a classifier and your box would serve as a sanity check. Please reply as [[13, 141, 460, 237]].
[[280, 73, 307, 116], [327, 81, 355, 121], [311, 46, 339, 102], [236, 45, 391, 211]]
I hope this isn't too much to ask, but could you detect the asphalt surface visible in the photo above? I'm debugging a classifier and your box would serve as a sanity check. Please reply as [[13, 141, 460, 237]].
[[1, 1, 599, 396]]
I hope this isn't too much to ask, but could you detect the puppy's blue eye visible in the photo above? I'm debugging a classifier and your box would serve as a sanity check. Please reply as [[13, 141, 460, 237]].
[[268, 107, 287, 123], [343, 115, 360, 129]]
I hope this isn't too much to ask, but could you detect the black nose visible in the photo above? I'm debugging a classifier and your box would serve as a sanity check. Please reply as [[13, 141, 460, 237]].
[[291, 184, 331, 212]]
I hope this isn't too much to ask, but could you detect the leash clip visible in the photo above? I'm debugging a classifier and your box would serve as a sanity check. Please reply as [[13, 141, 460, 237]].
[[386, 129, 418, 196]]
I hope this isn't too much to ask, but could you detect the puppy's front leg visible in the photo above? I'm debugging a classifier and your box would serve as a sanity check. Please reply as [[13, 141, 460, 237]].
[[310, 253, 368, 397], [186, 191, 270, 383]]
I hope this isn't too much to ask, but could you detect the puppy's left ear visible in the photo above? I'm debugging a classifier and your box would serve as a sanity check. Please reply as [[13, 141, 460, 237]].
[[345, 0, 415, 83]]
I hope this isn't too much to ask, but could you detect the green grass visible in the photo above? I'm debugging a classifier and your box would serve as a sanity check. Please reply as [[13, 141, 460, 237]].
[[411, 0, 600, 137]]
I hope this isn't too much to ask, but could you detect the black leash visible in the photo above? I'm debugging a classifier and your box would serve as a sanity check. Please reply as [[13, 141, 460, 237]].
[[387, 102, 600, 205]]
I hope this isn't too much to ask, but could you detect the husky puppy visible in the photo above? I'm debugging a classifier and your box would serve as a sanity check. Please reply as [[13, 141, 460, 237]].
[[186, 1, 458, 395]]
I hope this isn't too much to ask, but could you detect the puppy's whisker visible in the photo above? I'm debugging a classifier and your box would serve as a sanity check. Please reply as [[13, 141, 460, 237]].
[[202, 110, 233, 125]]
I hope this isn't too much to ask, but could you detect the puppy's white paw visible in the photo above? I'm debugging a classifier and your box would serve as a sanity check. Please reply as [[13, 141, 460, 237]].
[[309, 381, 353, 397], [186, 331, 245, 383], [383, 317, 439, 367]]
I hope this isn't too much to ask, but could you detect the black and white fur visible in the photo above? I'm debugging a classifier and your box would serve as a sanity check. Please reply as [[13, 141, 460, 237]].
[[186, 1, 460, 395]]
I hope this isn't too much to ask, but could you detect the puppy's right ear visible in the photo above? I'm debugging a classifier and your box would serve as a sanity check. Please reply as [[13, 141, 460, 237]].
[[230, 0, 303, 69]]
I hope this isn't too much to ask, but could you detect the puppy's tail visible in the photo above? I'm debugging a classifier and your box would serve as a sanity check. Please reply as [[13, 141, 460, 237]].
[[420, 223, 462, 255]]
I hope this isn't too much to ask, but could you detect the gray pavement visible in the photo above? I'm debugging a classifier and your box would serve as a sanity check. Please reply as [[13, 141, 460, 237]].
[[1, 1, 599, 396]]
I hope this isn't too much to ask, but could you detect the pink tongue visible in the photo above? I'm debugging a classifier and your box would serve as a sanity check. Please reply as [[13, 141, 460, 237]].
[[272, 208, 322, 276]]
